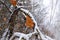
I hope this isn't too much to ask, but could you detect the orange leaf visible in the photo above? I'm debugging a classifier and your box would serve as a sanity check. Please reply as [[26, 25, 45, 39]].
[[10, 0, 17, 6], [25, 15, 35, 29]]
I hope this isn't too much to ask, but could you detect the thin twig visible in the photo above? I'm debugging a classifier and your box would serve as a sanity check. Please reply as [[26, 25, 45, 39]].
[[0, 0, 12, 13]]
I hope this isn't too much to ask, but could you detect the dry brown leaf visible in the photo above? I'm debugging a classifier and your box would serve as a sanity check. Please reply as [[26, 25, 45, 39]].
[[3, 17, 7, 21], [10, 0, 17, 6], [0, 28, 2, 31], [25, 15, 35, 29]]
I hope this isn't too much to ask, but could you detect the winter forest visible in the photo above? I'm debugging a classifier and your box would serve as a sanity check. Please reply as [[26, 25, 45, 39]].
[[0, 0, 60, 40]]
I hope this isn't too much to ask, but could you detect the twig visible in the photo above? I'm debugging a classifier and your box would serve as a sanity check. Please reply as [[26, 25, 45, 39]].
[[0, 0, 12, 13]]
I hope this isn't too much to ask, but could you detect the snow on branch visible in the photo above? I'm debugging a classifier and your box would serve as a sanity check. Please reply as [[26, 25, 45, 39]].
[[9, 8, 55, 40]]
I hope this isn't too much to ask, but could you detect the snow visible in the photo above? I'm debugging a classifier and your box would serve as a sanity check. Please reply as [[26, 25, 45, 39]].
[[9, 8, 54, 40], [1, 0, 59, 40], [1, 28, 8, 40]]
